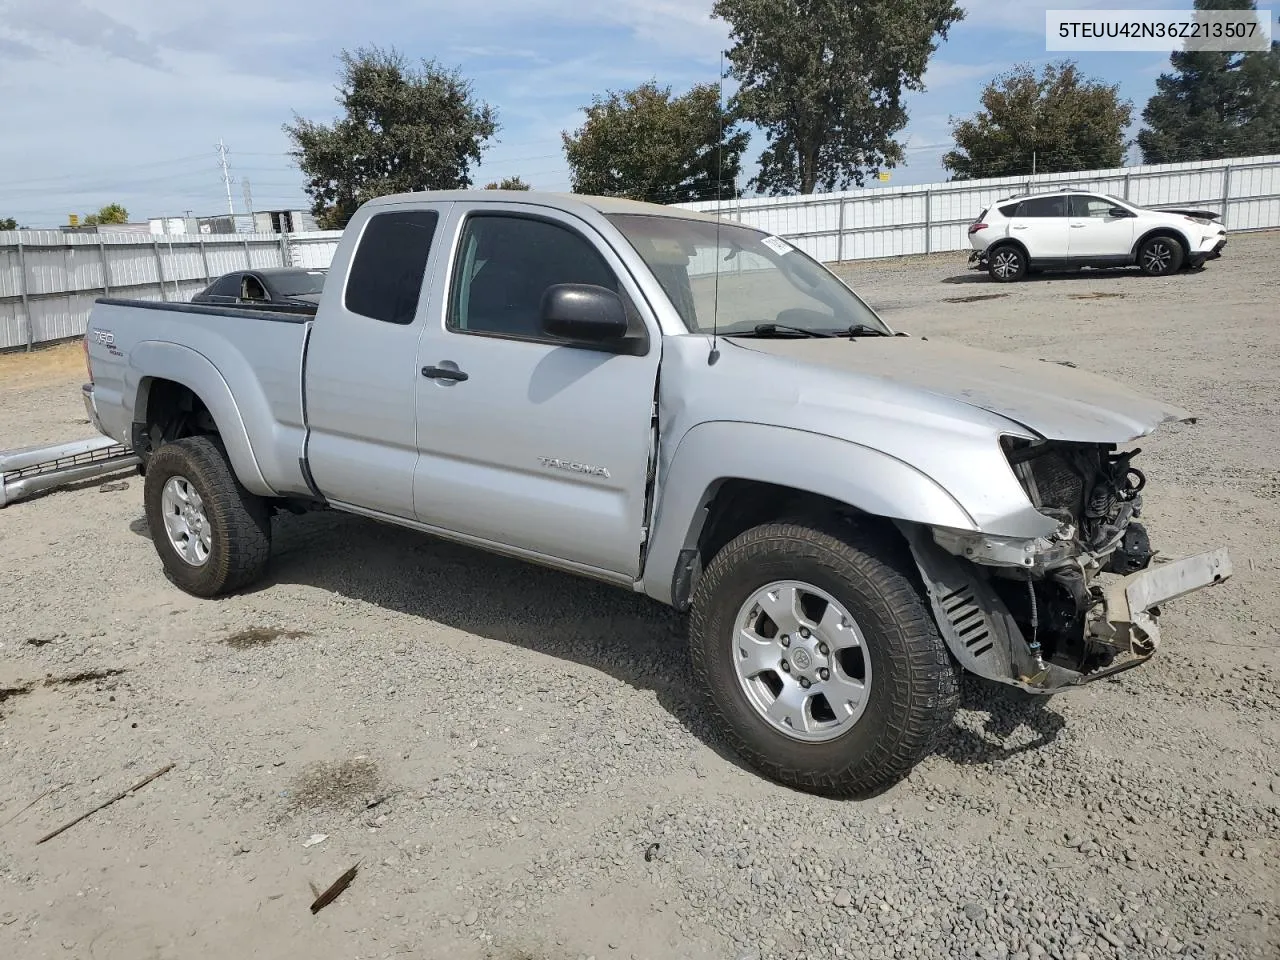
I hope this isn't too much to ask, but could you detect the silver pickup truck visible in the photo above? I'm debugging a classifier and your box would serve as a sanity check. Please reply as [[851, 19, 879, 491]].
[[82, 190, 1231, 797]]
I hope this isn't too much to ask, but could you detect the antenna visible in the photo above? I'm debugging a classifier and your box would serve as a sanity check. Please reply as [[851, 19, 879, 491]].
[[708, 49, 726, 367]]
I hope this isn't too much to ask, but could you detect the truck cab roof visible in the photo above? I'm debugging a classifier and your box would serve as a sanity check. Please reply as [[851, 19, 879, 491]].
[[360, 189, 727, 225]]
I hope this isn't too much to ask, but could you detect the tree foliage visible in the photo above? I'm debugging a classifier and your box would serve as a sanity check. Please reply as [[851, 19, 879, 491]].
[[285, 46, 498, 229], [943, 61, 1133, 180], [1138, 0, 1280, 163], [484, 176, 531, 190], [83, 203, 129, 226], [0, 217, 19, 230], [562, 81, 748, 203], [714, 0, 962, 195]]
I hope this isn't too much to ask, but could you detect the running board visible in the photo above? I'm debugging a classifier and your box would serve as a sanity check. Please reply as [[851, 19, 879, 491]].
[[0, 436, 139, 508]]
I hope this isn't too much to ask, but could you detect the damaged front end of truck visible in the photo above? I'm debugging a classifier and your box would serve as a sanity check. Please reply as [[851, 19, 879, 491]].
[[902, 438, 1231, 693]]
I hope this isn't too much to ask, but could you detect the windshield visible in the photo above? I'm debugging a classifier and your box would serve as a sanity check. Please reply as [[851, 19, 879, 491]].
[[1103, 194, 1140, 211], [271, 269, 327, 297], [606, 214, 891, 337]]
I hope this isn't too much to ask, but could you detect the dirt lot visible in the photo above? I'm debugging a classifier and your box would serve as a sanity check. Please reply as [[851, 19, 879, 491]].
[[1, 234, 1277, 960]]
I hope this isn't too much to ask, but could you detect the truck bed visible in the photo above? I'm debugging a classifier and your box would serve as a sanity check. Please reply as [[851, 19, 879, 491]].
[[86, 297, 314, 498]]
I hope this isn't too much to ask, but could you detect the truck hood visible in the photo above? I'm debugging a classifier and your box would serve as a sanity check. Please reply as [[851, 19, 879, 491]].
[[733, 335, 1193, 443]]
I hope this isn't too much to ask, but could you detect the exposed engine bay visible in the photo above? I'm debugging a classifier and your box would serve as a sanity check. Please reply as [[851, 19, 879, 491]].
[[991, 439, 1155, 679], [903, 438, 1231, 693]]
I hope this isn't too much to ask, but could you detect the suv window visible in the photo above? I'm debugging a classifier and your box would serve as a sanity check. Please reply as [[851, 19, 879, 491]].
[[998, 202, 1021, 217], [241, 275, 267, 301], [345, 210, 439, 325], [448, 214, 621, 339], [1071, 195, 1119, 218], [1016, 196, 1068, 218], [204, 273, 242, 300]]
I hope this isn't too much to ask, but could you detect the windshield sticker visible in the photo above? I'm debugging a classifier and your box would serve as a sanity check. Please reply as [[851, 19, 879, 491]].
[[760, 235, 793, 256]]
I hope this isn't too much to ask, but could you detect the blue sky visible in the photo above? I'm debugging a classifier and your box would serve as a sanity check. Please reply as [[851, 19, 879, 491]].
[[0, 0, 1204, 226]]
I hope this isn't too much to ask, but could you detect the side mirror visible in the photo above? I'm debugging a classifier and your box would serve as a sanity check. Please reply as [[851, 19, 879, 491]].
[[1109, 207, 1132, 218], [541, 283, 628, 343]]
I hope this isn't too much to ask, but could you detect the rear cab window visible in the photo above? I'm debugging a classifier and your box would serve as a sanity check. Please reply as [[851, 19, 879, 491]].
[[345, 210, 440, 325]]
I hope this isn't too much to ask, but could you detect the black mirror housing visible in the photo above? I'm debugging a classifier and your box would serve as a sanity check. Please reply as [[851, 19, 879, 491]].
[[541, 284, 628, 342], [1110, 207, 1132, 218]]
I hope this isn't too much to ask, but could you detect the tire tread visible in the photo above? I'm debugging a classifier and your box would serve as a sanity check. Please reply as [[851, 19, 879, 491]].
[[689, 521, 959, 798], [143, 435, 270, 597]]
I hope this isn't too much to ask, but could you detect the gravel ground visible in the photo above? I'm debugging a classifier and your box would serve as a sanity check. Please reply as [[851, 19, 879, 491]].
[[1, 234, 1277, 960]]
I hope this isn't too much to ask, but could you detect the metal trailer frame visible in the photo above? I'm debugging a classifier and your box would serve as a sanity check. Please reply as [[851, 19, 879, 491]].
[[0, 436, 139, 508]]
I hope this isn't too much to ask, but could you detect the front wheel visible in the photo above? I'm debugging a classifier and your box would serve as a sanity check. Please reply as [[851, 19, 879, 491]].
[[987, 246, 1026, 282], [1138, 236, 1184, 276], [688, 521, 960, 798], [143, 435, 271, 597]]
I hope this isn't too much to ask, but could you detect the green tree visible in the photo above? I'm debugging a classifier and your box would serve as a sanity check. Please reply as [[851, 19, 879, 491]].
[[0, 217, 19, 230], [83, 203, 130, 226], [1138, 0, 1280, 163], [714, 0, 962, 195], [562, 81, 748, 203], [285, 46, 498, 229], [484, 176, 531, 190], [943, 61, 1132, 180]]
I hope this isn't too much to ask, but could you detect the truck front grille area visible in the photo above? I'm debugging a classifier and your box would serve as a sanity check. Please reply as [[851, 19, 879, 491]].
[[1000, 438, 1105, 526], [1001, 438, 1146, 556]]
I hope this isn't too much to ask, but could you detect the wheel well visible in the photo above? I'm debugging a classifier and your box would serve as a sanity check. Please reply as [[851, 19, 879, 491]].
[[133, 378, 220, 462], [987, 238, 1029, 260], [1133, 228, 1188, 259], [671, 479, 901, 611]]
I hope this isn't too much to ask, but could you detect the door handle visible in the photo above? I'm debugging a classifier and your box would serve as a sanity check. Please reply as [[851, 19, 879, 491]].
[[1070, 223, 1086, 228], [421, 365, 469, 383], [1012, 224, 1028, 230]]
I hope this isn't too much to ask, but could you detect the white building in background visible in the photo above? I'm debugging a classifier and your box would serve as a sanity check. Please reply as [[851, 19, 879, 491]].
[[146, 209, 318, 236]]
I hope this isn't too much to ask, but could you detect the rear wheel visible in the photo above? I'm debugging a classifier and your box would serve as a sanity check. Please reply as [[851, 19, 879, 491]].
[[689, 521, 960, 798], [143, 435, 271, 597], [988, 246, 1026, 282], [1138, 235, 1184, 276]]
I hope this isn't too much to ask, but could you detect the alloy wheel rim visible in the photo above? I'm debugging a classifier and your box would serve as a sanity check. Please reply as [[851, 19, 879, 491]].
[[160, 475, 212, 567], [993, 251, 1019, 278], [1144, 242, 1171, 273], [732, 580, 873, 743]]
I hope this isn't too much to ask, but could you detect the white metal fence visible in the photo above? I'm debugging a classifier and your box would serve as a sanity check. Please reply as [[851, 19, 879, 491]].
[[0, 230, 342, 351], [3, 153, 1277, 351], [677, 153, 1280, 263]]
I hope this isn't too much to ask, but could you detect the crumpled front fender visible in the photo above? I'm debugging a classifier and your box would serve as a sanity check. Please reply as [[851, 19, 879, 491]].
[[639, 420, 978, 605]]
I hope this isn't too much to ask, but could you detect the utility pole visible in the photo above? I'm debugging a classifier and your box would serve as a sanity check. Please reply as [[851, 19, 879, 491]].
[[242, 177, 255, 230], [216, 139, 236, 219]]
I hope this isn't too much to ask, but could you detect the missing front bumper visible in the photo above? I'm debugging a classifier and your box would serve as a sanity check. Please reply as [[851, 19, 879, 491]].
[[903, 524, 1232, 694], [1090, 547, 1232, 650]]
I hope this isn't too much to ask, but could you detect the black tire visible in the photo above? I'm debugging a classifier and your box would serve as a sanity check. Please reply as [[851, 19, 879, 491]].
[[143, 435, 271, 597], [987, 245, 1026, 282], [689, 521, 960, 798], [1137, 235, 1184, 276]]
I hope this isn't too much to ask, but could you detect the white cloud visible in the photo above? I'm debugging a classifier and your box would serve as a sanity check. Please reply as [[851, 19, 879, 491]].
[[3, 0, 160, 65]]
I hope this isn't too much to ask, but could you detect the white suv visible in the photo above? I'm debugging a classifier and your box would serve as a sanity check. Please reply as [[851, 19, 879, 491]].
[[967, 191, 1227, 282]]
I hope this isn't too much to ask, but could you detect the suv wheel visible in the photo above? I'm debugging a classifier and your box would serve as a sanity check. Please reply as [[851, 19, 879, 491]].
[[988, 246, 1026, 282], [689, 521, 960, 798], [1138, 236, 1184, 276], [143, 435, 272, 597]]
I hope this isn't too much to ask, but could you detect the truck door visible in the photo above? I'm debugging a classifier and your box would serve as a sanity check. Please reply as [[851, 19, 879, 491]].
[[411, 204, 661, 580], [304, 203, 450, 519]]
